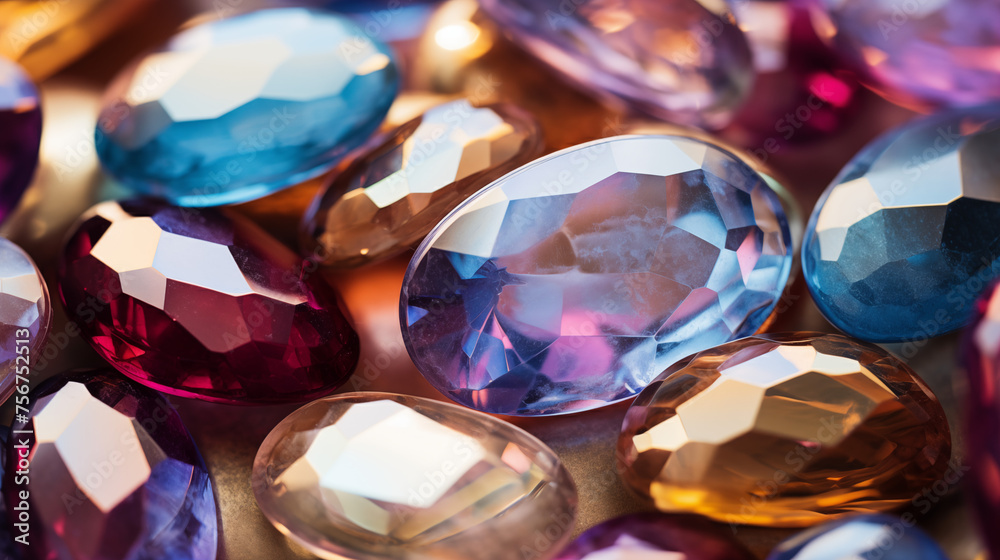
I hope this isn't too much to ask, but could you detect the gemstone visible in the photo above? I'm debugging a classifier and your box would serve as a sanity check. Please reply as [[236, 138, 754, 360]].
[[963, 279, 1000, 560], [477, 0, 754, 129], [301, 99, 543, 268], [553, 513, 755, 560], [0, 237, 50, 405], [95, 8, 399, 207], [815, 0, 1000, 109], [57, 200, 360, 404], [401, 135, 793, 416], [802, 108, 1000, 342], [617, 332, 952, 527], [3, 369, 217, 560], [0, 0, 153, 80], [0, 57, 42, 224], [252, 392, 577, 560], [766, 514, 949, 560]]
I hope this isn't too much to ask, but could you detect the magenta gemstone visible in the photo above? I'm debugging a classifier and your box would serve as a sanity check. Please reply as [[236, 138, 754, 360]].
[[57, 200, 360, 404], [553, 513, 755, 560], [3, 369, 217, 560], [0, 57, 42, 224]]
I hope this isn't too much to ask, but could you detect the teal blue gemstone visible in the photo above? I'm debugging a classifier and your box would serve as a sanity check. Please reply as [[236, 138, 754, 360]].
[[767, 514, 949, 560], [95, 8, 399, 206]]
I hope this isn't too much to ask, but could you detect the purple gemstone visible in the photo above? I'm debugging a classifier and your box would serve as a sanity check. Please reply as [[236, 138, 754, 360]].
[[0, 57, 42, 224], [554, 513, 756, 560], [3, 370, 218, 560], [0, 238, 51, 405], [816, 0, 1000, 108]]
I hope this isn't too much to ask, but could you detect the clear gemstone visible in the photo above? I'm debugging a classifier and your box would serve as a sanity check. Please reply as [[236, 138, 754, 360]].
[[618, 333, 953, 527], [0, 237, 50, 405], [767, 514, 949, 560], [302, 99, 542, 268], [252, 392, 577, 560], [401, 135, 793, 416], [95, 8, 399, 206], [3, 370, 217, 560], [802, 108, 1000, 342], [0, 57, 42, 224]]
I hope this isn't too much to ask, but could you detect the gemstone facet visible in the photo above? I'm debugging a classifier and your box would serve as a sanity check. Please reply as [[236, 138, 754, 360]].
[[766, 514, 949, 560], [58, 200, 360, 404], [302, 99, 542, 268], [401, 135, 793, 416], [478, 0, 754, 129], [802, 108, 1000, 342], [0, 57, 42, 224], [618, 333, 952, 527], [554, 513, 755, 560], [4, 370, 217, 560], [253, 392, 577, 560], [95, 8, 399, 206], [817, 0, 1000, 108], [0, 237, 50, 405]]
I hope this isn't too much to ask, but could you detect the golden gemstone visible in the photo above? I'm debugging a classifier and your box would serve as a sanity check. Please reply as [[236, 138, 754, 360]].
[[617, 332, 952, 527], [253, 392, 577, 560]]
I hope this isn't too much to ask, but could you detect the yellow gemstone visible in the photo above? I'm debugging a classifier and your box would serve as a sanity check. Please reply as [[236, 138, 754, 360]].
[[253, 392, 577, 560], [617, 333, 952, 527]]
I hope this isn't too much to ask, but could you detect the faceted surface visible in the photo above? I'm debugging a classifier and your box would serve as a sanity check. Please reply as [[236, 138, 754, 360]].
[[618, 332, 952, 527], [767, 514, 949, 560], [0, 57, 42, 223], [802, 108, 1000, 342], [553, 513, 755, 560], [962, 279, 1000, 560], [3, 370, 217, 560], [95, 8, 399, 206], [57, 200, 360, 404], [478, 0, 754, 129], [0, 237, 50, 405], [302, 99, 542, 268], [817, 0, 1000, 109], [253, 392, 577, 560], [401, 135, 793, 416]]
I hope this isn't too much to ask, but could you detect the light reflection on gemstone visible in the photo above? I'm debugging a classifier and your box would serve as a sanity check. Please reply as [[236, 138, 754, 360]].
[[253, 392, 577, 560], [0, 238, 50, 405], [766, 514, 949, 560]]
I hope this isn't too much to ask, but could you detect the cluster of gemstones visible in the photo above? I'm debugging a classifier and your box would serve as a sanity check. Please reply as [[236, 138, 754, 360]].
[[0, 0, 998, 559]]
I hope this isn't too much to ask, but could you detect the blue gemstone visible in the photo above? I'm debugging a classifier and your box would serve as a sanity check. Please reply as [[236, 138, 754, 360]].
[[802, 108, 1000, 342], [767, 514, 949, 560], [95, 8, 399, 206], [400, 135, 793, 416]]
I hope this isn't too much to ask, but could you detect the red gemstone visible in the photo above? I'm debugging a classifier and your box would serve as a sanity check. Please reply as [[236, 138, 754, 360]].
[[57, 200, 360, 404]]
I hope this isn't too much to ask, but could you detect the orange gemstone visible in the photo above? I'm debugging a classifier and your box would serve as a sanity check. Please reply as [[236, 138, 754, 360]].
[[617, 332, 952, 527]]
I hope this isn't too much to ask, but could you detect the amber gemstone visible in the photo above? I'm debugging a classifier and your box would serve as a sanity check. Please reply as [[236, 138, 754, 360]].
[[301, 99, 542, 268], [617, 332, 952, 527], [253, 392, 577, 560]]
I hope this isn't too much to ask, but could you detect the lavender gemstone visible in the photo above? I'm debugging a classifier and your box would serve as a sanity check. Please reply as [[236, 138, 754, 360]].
[[554, 513, 755, 560], [0, 237, 51, 405], [478, 0, 754, 129], [817, 0, 1000, 108], [400, 135, 792, 416], [3, 370, 217, 560], [0, 57, 42, 223]]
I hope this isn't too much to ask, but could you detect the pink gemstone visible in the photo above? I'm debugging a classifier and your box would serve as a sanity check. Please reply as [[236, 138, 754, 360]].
[[57, 200, 360, 404], [554, 513, 755, 560]]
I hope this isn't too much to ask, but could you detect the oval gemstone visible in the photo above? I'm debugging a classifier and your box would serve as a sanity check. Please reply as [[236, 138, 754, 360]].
[[57, 200, 360, 404], [253, 392, 577, 560], [477, 0, 753, 129], [554, 513, 755, 560], [617, 332, 953, 527], [0, 57, 42, 223], [95, 8, 399, 206], [766, 514, 949, 560], [302, 99, 542, 268], [802, 108, 1000, 342], [0, 237, 51, 404], [817, 0, 1000, 108], [401, 135, 793, 416], [3, 370, 217, 560]]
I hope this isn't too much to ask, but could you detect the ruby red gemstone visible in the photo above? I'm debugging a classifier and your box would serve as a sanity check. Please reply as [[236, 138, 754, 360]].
[[57, 200, 360, 404]]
